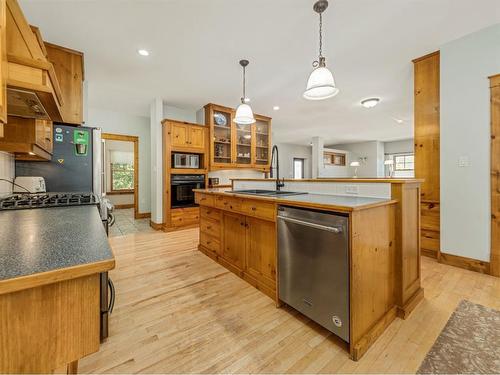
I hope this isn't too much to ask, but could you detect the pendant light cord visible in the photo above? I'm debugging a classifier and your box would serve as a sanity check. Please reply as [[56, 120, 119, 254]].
[[242, 65, 246, 102], [318, 12, 323, 59]]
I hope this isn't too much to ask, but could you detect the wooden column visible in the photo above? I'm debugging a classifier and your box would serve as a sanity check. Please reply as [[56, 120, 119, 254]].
[[490, 74, 500, 277], [413, 51, 441, 259]]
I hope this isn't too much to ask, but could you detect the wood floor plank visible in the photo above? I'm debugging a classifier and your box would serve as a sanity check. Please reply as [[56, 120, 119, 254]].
[[78, 229, 500, 374]]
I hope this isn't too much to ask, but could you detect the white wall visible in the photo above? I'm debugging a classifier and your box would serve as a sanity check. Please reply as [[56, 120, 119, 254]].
[[0, 152, 14, 197], [328, 141, 385, 178], [208, 169, 264, 186], [440, 23, 500, 262], [87, 107, 151, 214], [384, 139, 414, 155], [274, 143, 312, 179]]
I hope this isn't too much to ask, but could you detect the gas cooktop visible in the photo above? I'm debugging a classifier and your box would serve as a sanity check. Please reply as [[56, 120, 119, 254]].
[[0, 193, 99, 210]]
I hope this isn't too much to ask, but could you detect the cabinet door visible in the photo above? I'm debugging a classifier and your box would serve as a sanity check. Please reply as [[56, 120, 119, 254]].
[[189, 126, 205, 149], [245, 217, 276, 288], [222, 212, 246, 270], [254, 119, 271, 168], [34, 120, 53, 153], [211, 109, 233, 167], [171, 123, 189, 147], [0, 0, 6, 126]]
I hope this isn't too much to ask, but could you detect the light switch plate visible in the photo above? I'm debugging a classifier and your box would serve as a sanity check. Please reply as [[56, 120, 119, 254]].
[[345, 185, 359, 195], [458, 156, 470, 167]]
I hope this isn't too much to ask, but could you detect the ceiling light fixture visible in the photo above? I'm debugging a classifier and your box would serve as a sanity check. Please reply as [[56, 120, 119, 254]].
[[138, 49, 149, 56], [243, 97, 251, 103], [303, 0, 339, 101], [361, 98, 380, 108], [273, 106, 280, 111], [234, 59, 256, 125]]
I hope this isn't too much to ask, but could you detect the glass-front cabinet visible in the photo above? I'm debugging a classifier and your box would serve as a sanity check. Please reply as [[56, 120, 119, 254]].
[[205, 103, 271, 171]]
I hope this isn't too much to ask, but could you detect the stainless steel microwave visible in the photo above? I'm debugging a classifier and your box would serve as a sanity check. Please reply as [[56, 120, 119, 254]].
[[172, 153, 200, 169]]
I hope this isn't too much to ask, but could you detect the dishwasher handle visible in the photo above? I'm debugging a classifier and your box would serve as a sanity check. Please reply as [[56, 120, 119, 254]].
[[278, 216, 342, 233]]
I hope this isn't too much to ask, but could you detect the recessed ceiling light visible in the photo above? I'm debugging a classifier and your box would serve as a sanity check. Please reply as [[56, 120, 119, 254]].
[[138, 49, 149, 56], [361, 98, 380, 108], [394, 118, 404, 124], [273, 106, 280, 111]]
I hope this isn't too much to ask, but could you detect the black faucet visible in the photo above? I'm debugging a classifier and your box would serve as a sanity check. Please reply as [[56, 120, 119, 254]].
[[270, 145, 285, 191]]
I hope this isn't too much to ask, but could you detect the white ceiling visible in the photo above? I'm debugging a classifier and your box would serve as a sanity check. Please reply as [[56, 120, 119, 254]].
[[20, 0, 500, 145]]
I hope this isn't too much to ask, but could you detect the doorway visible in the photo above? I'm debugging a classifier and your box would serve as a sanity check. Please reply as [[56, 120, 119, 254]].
[[102, 133, 140, 219], [293, 158, 305, 179]]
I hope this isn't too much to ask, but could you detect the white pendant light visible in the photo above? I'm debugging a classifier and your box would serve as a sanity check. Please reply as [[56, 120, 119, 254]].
[[304, 0, 339, 101], [234, 59, 256, 125]]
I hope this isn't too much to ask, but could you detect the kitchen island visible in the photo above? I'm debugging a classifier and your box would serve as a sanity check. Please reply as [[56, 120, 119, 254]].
[[194, 177, 422, 361], [0, 206, 115, 373]]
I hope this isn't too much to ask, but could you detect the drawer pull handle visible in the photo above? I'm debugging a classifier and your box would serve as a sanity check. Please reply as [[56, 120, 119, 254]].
[[251, 207, 257, 211]]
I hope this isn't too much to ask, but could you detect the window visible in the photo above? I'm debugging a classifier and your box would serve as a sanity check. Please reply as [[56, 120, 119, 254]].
[[388, 153, 414, 178], [111, 163, 134, 191], [394, 154, 414, 171], [293, 158, 305, 179]]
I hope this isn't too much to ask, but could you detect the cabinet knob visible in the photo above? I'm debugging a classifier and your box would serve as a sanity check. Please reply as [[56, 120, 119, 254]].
[[207, 225, 212, 230]]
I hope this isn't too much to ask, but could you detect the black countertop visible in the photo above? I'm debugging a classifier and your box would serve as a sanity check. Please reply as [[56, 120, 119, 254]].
[[0, 205, 114, 281]]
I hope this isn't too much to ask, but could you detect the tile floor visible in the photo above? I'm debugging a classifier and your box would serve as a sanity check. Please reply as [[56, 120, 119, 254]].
[[109, 208, 155, 237]]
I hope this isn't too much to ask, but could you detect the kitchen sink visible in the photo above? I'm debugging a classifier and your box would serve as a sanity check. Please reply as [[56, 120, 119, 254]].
[[229, 189, 307, 197]]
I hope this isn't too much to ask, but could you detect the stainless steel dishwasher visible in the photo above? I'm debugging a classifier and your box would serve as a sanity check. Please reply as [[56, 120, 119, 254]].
[[277, 205, 349, 342]]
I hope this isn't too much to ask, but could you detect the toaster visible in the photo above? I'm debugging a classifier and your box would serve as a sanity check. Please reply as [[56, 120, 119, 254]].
[[13, 177, 46, 194]]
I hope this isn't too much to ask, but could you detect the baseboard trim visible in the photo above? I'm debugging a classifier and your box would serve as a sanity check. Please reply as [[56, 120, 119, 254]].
[[114, 204, 134, 209], [149, 220, 163, 230], [439, 252, 490, 274], [421, 248, 439, 259], [397, 287, 424, 320], [135, 212, 151, 219]]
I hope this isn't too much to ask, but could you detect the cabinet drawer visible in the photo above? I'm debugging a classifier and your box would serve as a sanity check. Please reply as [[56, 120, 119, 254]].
[[200, 206, 221, 222], [171, 207, 200, 227], [241, 200, 276, 221], [421, 202, 440, 231], [196, 193, 215, 207], [421, 229, 440, 252], [200, 218, 221, 239], [200, 232, 220, 254], [215, 195, 242, 212]]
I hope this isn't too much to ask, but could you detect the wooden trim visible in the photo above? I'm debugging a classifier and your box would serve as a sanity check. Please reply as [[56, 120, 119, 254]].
[[439, 252, 490, 274], [106, 190, 134, 195], [135, 212, 151, 219], [114, 204, 134, 209], [412, 50, 440, 63], [350, 306, 398, 361], [397, 287, 424, 319], [150, 220, 163, 231], [490, 75, 500, 277], [102, 133, 140, 220], [161, 118, 206, 128], [0, 258, 115, 295]]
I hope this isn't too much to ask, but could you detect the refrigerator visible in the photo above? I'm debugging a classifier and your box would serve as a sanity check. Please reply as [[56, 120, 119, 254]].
[[15, 124, 104, 196]]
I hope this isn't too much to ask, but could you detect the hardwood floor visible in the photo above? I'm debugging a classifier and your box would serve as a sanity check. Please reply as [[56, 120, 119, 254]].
[[79, 228, 500, 374]]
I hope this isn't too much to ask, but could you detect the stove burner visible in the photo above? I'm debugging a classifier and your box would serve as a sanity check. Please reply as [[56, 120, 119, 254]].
[[0, 193, 99, 210]]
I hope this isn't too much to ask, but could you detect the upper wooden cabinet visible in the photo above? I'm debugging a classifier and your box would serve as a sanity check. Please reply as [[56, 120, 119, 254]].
[[204, 103, 272, 172], [0, 115, 53, 160], [165, 120, 207, 151], [5, 0, 63, 122], [44, 42, 84, 125]]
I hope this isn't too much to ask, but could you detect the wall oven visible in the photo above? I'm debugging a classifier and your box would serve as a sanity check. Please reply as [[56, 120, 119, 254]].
[[171, 174, 205, 208], [172, 153, 200, 169]]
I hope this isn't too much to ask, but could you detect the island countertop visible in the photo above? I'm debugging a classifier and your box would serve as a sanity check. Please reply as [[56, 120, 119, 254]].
[[194, 188, 397, 212], [0, 205, 115, 295]]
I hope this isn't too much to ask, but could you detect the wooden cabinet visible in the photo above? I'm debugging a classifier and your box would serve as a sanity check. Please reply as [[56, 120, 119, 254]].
[[205, 103, 271, 172], [197, 193, 277, 299], [222, 212, 246, 270], [0, 0, 6, 133], [169, 121, 206, 151], [245, 217, 276, 288], [413, 51, 440, 258], [44, 42, 84, 125], [0, 116, 53, 160]]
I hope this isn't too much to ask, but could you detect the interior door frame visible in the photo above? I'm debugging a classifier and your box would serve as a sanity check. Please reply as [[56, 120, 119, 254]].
[[102, 133, 140, 219], [490, 74, 500, 277]]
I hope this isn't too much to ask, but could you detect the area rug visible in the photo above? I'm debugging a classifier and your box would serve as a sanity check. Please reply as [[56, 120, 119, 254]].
[[417, 300, 500, 374]]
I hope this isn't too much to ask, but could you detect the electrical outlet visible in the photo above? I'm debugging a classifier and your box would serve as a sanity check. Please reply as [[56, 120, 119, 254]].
[[345, 185, 359, 195]]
